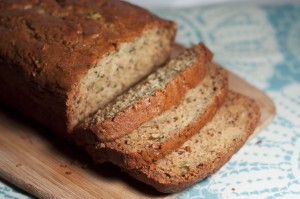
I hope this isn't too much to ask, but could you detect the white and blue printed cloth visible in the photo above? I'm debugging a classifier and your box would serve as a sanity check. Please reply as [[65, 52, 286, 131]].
[[1, 3, 300, 199]]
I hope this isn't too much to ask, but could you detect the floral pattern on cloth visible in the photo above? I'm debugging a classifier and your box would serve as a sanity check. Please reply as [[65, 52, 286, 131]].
[[154, 3, 300, 199]]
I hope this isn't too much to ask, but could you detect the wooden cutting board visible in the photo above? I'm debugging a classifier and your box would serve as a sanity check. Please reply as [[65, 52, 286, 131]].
[[0, 69, 275, 199]]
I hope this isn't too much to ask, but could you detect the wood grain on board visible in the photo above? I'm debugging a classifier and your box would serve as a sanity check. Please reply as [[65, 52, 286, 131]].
[[0, 68, 275, 199]]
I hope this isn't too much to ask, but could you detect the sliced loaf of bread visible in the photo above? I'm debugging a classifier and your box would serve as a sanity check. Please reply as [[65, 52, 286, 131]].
[[0, 0, 177, 135], [75, 43, 212, 142], [128, 91, 260, 193], [84, 63, 228, 169]]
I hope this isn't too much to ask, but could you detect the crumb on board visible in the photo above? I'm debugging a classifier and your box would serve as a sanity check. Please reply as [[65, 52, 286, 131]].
[[16, 163, 22, 167], [81, 164, 88, 169], [65, 171, 72, 175]]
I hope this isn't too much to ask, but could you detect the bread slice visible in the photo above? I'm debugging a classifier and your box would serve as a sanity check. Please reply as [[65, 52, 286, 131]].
[[0, 0, 176, 135], [128, 91, 260, 193], [75, 43, 212, 142], [82, 63, 228, 169]]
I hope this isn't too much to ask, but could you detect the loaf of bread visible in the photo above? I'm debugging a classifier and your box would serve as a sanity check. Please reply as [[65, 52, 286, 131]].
[[0, 0, 176, 136], [0, 1, 262, 194], [75, 43, 212, 143], [128, 91, 260, 193], [82, 63, 228, 169]]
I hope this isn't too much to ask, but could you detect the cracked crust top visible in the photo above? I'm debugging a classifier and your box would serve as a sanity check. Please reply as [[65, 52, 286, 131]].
[[0, 0, 175, 93]]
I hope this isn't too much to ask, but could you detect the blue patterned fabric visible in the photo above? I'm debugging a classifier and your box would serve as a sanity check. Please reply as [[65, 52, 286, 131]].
[[0, 181, 29, 199], [1, 3, 299, 199], [154, 3, 300, 199]]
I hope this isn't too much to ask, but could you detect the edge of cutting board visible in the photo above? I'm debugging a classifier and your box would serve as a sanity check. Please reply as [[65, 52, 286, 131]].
[[0, 65, 275, 199], [0, 42, 276, 199]]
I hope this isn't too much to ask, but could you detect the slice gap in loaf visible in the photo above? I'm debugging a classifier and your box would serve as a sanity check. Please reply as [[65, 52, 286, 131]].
[[128, 91, 261, 193], [75, 43, 212, 142], [87, 63, 228, 169]]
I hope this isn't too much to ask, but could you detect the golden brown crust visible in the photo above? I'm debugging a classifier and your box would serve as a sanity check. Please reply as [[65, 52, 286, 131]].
[[80, 43, 212, 142], [0, 0, 175, 91], [127, 92, 261, 193], [86, 65, 228, 169], [0, 0, 176, 135]]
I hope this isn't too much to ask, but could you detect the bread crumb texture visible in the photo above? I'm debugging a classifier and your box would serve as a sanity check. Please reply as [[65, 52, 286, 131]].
[[131, 91, 260, 193]]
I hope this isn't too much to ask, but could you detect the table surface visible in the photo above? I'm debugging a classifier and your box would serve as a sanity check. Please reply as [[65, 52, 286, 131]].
[[1, 2, 300, 199]]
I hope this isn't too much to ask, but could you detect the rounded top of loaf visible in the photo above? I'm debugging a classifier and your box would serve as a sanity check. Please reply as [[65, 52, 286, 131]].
[[0, 0, 176, 94]]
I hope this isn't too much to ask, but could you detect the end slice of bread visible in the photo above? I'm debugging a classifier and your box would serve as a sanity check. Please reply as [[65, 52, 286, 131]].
[[128, 91, 260, 193], [85, 63, 228, 169], [75, 43, 212, 142]]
